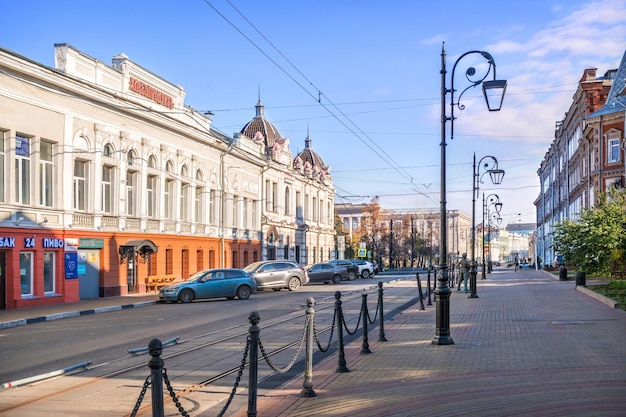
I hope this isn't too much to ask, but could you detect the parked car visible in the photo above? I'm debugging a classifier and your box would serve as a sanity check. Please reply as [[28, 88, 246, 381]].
[[243, 260, 309, 291], [306, 262, 347, 284], [329, 259, 359, 280], [159, 268, 256, 303], [352, 260, 375, 278]]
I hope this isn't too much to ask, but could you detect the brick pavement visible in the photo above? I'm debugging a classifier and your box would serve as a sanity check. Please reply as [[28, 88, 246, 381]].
[[228, 268, 626, 417]]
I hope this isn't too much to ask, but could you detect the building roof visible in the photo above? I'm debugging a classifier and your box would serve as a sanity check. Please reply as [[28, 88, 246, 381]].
[[585, 49, 626, 119], [295, 136, 326, 170], [240, 99, 283, 150]]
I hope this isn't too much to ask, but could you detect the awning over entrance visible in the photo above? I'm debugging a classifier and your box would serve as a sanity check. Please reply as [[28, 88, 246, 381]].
[[119, 239, 158, 264]]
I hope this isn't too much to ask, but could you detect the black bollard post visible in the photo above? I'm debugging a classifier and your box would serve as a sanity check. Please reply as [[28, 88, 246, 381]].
[[148, 339, 165, 417], [335, 291, 350, 373], [427, 271, 433, 306], [416, 272, 425, 310], [377, 282, 387, 342], [360, 294, 372, 354], [301, 298, 317, 397], [248, 312, 260, 417]]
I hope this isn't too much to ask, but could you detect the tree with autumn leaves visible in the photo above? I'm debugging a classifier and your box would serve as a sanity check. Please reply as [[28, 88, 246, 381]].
[[553, 188, 626, 276]]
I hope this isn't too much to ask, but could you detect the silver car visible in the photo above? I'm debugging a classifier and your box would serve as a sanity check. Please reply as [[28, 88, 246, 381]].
[[243, 260, 309, 291]]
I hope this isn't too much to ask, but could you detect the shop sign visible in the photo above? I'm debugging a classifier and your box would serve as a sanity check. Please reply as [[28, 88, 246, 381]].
[[129, 77, 174, 109], [65, 252, 78, 279], [65, 238, 79, 252], [79, 238, 104, 249], [0, 237, 16, 247]]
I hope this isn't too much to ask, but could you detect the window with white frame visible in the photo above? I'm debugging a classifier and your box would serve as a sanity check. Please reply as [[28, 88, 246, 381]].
[[39, 140, 54, 207], [285, 186, 290, 215], [44, 251, 55, 293], [251, 199, 257, 229], [126, 170, 137, 216], [180, 165, 190, 221], [607, 132, 620, 163], [20, 252, 33, 296], [15, 135, 31, 205], [243, 198, 249, 229], [0, 130, 5, 203], [180, 182, 190, 221], [232, 195, 239, 228], [73, 159, 87, 211], [272, 182, 278, 212], [295, 191, 302, 219], [147, 174, 157, 217], [209, 189, 215, 225], [164, 161, 175, 220], [102, 165, 114, 213], [195, 186, 203, 223]]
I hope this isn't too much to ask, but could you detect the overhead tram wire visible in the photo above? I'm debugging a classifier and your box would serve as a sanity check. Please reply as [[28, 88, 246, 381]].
[[203, 0, 434, 202]]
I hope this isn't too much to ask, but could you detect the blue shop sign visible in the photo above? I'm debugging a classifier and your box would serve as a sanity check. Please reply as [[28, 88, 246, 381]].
[[65, 252, 78, 279]]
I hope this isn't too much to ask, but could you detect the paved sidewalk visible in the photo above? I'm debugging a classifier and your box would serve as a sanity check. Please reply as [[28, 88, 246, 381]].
[[228, 268, 626, 417]]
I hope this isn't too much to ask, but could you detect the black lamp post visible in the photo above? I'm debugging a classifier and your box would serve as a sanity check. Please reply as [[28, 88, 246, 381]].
[[434, 42, 507, 345], [469, 155, 504, 298], [482, 193, 503, 278]]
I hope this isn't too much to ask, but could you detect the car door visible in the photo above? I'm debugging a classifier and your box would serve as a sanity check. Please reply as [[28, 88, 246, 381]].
[[196, 270, 229, 299], [254, 263, 277, 287], [307, 264, 324, 282], [223, 270, 243, 295]]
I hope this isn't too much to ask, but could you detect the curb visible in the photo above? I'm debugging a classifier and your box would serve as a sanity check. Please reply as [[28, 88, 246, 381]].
[[576, 285, 620, 309], [0, 300, 158, 329]]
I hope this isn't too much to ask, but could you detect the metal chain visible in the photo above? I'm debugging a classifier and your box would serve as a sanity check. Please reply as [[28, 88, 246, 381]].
[[163, 369, 190, 417], [259, 315, 309, 373], [129, 375, 151, 417], [217, 335, 251, 417], [367, 297, 380, 324], [313, 311, 336, 352], [342, 308, 363, 335]]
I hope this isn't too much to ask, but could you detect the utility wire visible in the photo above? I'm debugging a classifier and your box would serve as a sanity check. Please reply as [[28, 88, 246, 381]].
[[203, 0, 436, 204]]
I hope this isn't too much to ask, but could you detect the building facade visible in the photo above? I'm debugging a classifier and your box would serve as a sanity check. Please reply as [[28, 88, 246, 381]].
[[335, 203, 471, 268], [535, 58, 622, 267], [0, 44, 335, 310]]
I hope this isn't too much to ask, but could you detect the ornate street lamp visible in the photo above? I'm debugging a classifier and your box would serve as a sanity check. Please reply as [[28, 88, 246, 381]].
[[469, 155, 504, 298], [435, 43, 507, 345], [483, 194, 503, 278]]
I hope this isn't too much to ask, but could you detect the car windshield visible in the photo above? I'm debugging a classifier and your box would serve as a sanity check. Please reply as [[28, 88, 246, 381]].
[[243, 262, 265, 273], [185, 270, 207, 282]]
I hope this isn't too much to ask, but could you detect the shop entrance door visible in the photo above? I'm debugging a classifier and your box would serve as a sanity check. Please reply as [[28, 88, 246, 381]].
[[78, 250, 100, 299]]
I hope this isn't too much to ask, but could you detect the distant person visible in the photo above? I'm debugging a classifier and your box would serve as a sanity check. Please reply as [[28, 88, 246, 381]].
[[457, 253, 469, 292], [514, 256, 519, 272]]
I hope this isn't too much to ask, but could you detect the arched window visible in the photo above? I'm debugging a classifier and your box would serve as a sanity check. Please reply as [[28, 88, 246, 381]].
[[103, 143, 114, 157]]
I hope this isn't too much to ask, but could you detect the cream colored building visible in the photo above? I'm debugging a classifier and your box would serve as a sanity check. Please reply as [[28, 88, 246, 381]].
[[0, 43, 335, 310]]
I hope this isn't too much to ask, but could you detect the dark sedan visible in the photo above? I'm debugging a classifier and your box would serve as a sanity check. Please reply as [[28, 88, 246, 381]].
[[305, 262, 347, 284], [159, 268, 256, 303]]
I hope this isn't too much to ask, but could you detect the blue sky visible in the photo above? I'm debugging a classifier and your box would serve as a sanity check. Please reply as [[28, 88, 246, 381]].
[[3, 0, 626, 227]]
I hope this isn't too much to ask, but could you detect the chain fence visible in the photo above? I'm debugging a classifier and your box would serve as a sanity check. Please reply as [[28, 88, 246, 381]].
[[130, 280, 419, 416]]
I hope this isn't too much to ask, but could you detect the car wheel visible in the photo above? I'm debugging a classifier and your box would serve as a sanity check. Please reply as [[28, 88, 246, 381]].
[[287, 277, 301, 291], [237, 285, 251, 300], [332, 274, 341, 284], [361, 270, 370, 279], [347, 271, 357, 281], [179, 289, 194, 304]]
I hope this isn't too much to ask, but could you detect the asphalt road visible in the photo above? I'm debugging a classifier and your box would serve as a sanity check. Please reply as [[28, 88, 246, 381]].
[[0, 274, 424, 416]]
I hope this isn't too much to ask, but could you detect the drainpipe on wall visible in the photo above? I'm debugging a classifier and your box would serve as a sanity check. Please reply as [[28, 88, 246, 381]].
[[220, 143, 235, 268]]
